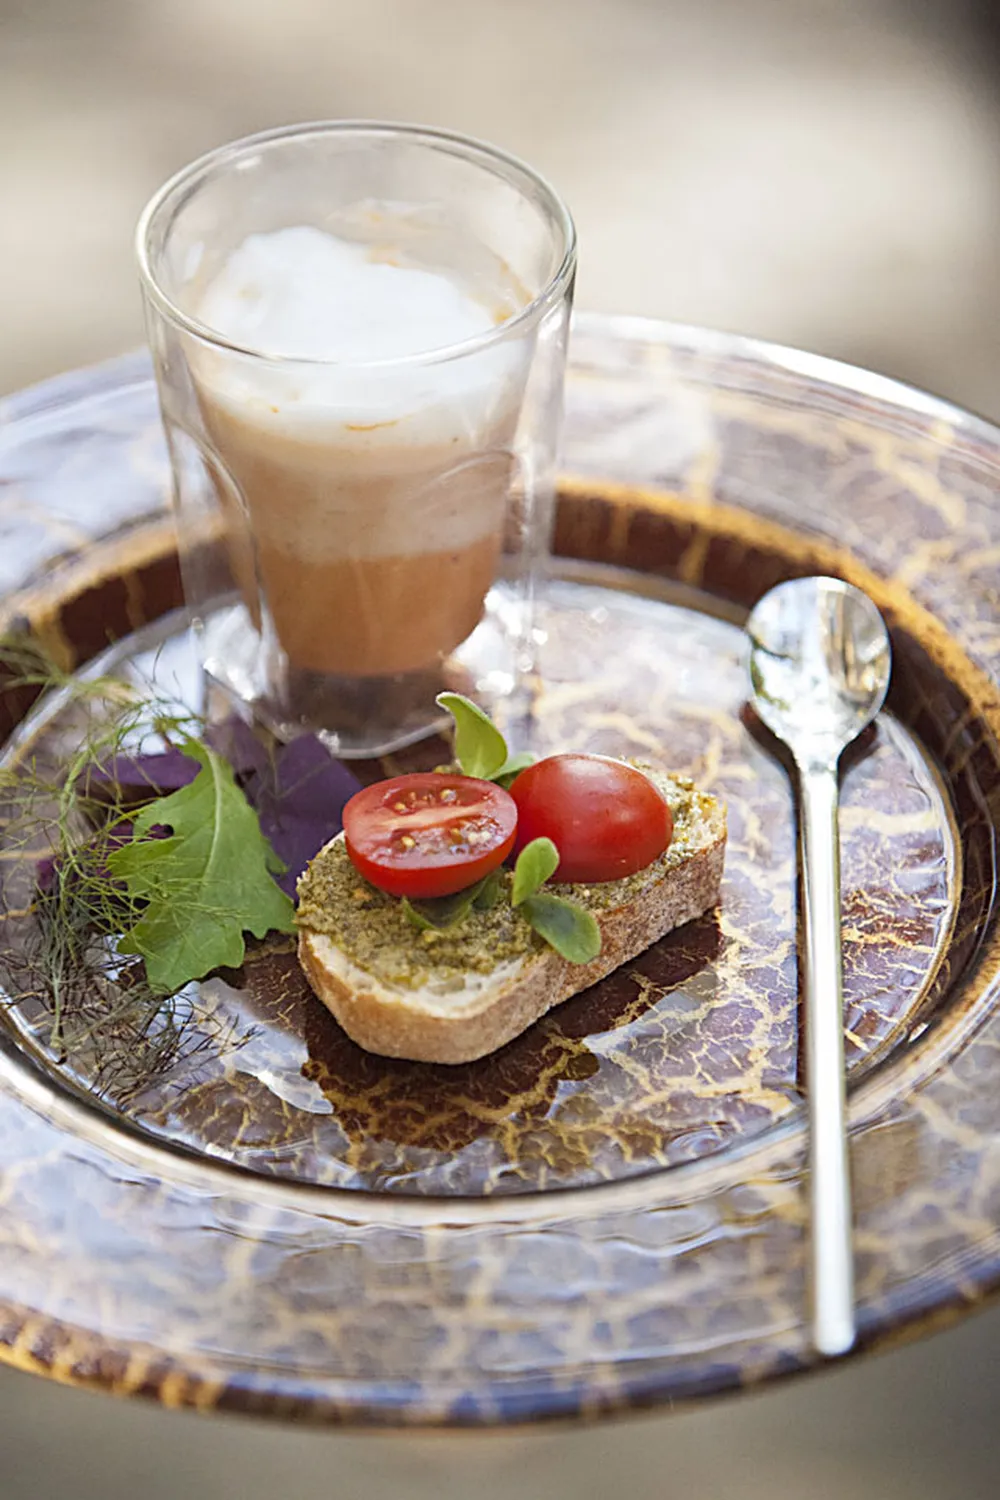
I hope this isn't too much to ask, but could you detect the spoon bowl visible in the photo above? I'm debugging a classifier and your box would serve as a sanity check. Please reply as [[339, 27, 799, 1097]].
[[748, 576, 892, 769]]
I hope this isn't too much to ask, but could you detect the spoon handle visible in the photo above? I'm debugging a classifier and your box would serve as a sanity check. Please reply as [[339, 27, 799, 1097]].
[[797, 758, 855, 1356]]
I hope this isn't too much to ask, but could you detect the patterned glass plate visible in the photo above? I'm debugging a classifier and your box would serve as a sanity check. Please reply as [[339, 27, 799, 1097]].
[[0, 317, 998, 1425]]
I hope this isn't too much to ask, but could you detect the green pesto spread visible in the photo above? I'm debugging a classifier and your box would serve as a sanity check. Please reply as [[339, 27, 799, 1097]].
[[296, 849, 543, 989], [295, 772, 718, 991]]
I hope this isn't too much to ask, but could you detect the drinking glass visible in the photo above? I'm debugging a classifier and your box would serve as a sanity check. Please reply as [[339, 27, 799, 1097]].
[[136, 121, 576, 756]]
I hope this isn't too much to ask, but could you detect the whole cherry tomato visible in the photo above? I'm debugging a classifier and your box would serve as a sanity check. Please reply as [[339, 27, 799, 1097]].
[[509, 754, 672, 883]]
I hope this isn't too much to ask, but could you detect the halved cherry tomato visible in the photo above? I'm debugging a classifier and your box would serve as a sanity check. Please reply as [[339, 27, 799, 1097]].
[[342, 773, 518, 899], [509, 754, 672, 883]]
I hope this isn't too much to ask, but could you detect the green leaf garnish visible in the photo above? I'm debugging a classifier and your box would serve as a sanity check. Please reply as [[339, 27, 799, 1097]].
[[401, 872, 499, 932], [493, 751, 536, 788], [473, 869, 503, 910], [520, 892, 601, 965], [511, 837, 559, 905], [511, 838, 601, 963], [435, 693, 536, 787], [436, 692, 508, 780], [400, 898, 439, 932], [106, 740, 295, 993]]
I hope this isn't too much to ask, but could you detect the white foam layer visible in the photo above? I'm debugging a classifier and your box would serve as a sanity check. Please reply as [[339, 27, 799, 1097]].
[[200, 227, 502, 361], [193, 227, 525, 444]]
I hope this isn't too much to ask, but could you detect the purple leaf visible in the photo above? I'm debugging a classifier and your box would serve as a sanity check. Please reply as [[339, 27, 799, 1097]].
[[243, 735, 361, 895], [85, 749, 199, 805], [204, 716, 270, 780], [86, 717, 269, 810]]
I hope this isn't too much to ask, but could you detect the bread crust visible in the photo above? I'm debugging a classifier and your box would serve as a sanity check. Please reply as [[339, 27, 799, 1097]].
[[298, 799, 726, 1065]]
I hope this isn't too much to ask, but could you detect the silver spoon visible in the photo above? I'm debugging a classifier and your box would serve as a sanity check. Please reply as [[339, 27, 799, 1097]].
[[746, 576, 892, 1357]]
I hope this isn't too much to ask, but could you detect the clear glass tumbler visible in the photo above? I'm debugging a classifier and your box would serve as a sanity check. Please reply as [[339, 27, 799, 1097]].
[[136, 122, 576, 756]]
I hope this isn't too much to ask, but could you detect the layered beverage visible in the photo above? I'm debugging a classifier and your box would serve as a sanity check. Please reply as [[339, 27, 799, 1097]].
[[191, 226, 528, 687], [138, 123, 575, 755]]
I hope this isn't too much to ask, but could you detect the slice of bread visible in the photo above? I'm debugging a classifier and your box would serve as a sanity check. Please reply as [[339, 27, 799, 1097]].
[[297, 773, 726, 1065]]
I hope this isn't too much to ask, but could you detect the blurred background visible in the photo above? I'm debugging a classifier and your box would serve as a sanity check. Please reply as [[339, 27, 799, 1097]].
[[4, 0, 1000, 413], [2, 0, 1000, 1494]]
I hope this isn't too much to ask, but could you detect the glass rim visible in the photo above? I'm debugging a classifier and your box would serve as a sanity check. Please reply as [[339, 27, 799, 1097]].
[[135, 119, 577, 370]]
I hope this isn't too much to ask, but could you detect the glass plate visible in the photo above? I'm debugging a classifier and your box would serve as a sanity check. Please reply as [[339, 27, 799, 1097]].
[[0, 317, 998, 1425]]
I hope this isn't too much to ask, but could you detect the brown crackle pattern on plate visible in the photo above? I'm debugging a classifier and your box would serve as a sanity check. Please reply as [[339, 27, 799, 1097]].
[[0, 583, 958, 1198], [0, 321, 998, 1424]]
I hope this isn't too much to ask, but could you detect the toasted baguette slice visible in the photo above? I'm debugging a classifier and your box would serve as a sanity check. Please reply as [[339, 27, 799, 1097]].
[[297, 771, 727, 1065]]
